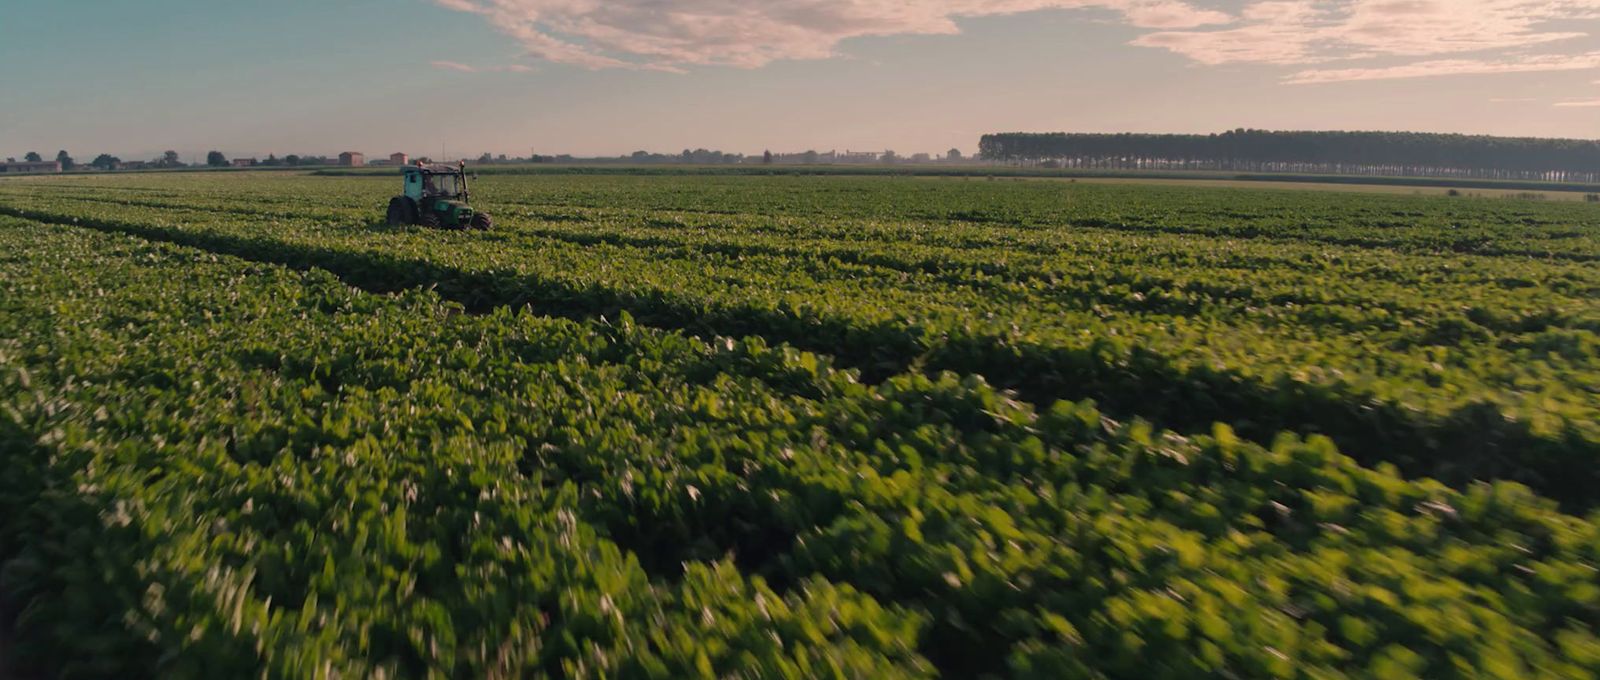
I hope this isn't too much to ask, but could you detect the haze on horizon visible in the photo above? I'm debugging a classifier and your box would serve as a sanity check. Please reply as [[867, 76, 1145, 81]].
[[3, 0, 1599, 161]]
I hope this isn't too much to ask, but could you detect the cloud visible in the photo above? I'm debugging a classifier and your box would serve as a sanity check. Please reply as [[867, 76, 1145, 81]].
[[431, 60, 535, 73], [435, 0, 1231, 70], [431, 60, 479, 72], [1137, 0, 1599, 68], [1284, 51, 1600, 84], [436, 0, 1600, 85], [1555, 98, 1600, 107]]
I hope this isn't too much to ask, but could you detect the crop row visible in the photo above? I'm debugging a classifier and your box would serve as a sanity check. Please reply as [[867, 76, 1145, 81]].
[[24, 183, 1600, 335], [0, 216, 936, 678], [16, 175, 1600, 341], [306, 163, 1600, 195], [17, 173, 1600, 258], [0, 179, 1596, 509], [431, 173, 1600, 259], [6, 216, 1600, 678]]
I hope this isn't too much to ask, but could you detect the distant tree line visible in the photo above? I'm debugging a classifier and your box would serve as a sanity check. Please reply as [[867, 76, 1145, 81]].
[[979, 130, 1600, 182], [619, 149, 745, 164], [213, 152, 335, 167], [10, 148, 368, 172], [15, 146, 971, 171]]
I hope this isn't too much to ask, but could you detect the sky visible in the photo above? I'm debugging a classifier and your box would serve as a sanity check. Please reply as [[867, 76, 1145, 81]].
[[3, 0, 1599, 160]]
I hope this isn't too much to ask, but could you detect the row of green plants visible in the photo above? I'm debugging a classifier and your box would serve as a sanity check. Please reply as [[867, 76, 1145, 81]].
[[461, 173, 1600, 259], [1, 176, 1596, 509], [4, 216, 1600, 678], [27, 178, 1600, 322], [26, 177, 1600, 346], [0, 217, 935, 678], [302, 161, 1600, 194], [17, 173, 1600, 258]]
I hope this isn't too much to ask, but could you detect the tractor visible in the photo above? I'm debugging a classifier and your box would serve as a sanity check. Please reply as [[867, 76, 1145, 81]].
[[386, 161, 492, 230]]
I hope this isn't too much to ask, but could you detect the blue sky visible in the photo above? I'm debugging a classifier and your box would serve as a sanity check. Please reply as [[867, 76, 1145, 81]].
[[3, 0, 1598, 161]]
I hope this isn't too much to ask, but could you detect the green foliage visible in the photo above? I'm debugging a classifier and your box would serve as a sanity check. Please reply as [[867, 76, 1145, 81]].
[[2, 173, 1597, 507], [0, 173, 1598, 678]]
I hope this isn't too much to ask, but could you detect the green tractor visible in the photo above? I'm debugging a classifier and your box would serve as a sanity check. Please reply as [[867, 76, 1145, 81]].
[[386, 161, 492, 230]]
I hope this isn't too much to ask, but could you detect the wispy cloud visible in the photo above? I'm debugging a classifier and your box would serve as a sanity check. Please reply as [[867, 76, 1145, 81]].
[[1285, 51, 1600, 84], [431, 60, 535, 73], [1554, 98, 1600, 107], [436, 0, 1600, 86], [435, 0, 1230, 70], [1138, 0, 1599, 69]]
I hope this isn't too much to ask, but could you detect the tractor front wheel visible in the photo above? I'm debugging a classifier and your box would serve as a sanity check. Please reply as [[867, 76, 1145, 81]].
[[470, 213, 493, 231], [385, 196, 416, 227]]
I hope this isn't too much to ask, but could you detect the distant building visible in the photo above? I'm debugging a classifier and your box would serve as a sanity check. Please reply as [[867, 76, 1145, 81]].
[[338, 152, 365, 167], [0, 161, 62, 174], [231, 158, 257, 168], [390, 152, 408, 165], [119, 161, 150, 171]]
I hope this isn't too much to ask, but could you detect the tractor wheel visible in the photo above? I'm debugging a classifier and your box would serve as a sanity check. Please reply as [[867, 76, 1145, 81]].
[[385, 197, 411, 226], [470, 213, 493, 231], [419, 210, 441, 229]]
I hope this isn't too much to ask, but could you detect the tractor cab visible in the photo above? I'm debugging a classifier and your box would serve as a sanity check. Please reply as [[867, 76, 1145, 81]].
[[387, 161, 492, 230], [403, 164, 463, 202]]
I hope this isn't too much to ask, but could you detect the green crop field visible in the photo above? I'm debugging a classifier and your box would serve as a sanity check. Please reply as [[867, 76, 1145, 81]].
[[2, 171, 1598, 678]]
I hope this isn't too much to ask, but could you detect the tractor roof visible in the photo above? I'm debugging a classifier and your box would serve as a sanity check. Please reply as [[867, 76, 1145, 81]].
[[405, 163, 464, 174]]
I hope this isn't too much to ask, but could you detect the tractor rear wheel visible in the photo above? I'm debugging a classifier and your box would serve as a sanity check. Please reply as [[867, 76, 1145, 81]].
[[385, 196, 414, 226], [469, 213, 493, 231], [419, 210, 441, 229]]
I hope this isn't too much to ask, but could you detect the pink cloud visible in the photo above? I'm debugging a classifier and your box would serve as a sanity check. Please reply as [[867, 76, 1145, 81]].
[[1138, 0, 1598, 68], [436, 0, 1600, 87], [431, 60, 479, 72], [431, 60, 536, 73], [435, 0, 1231, 70], [1554, 98, 1600, 107]]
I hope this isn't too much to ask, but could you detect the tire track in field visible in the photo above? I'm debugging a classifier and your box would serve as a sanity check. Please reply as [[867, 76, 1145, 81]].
[[2, 202, 1597, 511], [0, 191, 353, 223]]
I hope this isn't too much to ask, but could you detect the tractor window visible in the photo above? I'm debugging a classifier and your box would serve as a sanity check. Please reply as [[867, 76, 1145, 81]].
[[429, 174, 459, 196]]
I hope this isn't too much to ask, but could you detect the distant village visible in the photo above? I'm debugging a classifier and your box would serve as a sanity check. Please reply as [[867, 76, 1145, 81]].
[[1, 147, 971, 174]]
